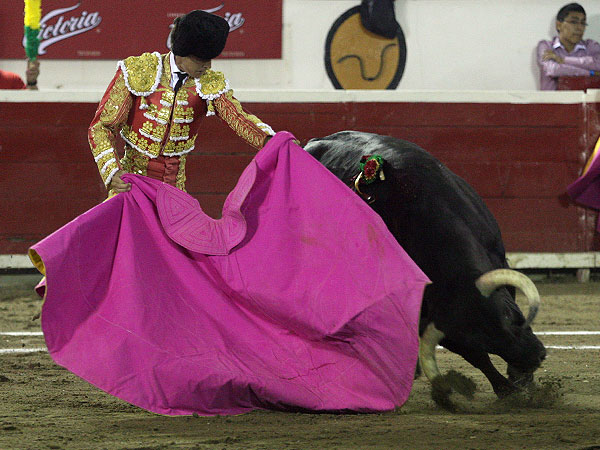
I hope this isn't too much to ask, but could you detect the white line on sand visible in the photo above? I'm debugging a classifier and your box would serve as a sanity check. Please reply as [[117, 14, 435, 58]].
[[2, 331, 600, 337], [0, 348, 46, 354], [536, 331, 600, 335], [1, 332, 43, 336], [436, 345, 600, 351], [2, 332, 600, 355], [3, 344, 600, 355]]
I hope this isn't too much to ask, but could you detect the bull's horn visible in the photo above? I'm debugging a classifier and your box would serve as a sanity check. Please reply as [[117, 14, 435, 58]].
[[354, 172, 365, 195], [419, 322, 445, 382], [475, 268, 540, 327]]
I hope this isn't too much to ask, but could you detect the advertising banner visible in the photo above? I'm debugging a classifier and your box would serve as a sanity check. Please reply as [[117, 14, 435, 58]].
[[0, 1, 282, 59]]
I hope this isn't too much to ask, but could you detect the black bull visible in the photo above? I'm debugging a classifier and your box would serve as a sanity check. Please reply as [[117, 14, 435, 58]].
[[304, 131, 547, 406]]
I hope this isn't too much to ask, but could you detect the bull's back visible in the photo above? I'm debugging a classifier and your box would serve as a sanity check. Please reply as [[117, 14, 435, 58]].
[[305, 131, 508, 277]]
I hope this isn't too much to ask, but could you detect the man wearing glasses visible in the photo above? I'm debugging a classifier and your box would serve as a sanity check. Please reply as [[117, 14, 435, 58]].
[[537, 3, 600, 90]]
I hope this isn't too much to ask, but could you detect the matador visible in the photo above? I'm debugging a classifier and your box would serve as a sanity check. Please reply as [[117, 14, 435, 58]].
[[88, 10, 275, 194]]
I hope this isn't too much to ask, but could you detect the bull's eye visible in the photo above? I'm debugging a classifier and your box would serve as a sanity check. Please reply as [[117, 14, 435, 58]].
[[501, 309, 513, 326]]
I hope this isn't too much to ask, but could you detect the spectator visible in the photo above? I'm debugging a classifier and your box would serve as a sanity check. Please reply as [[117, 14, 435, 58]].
[[536, 3, 600, 90], [0, 60, 40, 90]]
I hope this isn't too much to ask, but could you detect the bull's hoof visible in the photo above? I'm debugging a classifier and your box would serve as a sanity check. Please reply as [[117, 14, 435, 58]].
[[431, 376, 456, 412], [445, 370, 477, 399], [493, 376, 563, 409], [430, 371, 477, 412]]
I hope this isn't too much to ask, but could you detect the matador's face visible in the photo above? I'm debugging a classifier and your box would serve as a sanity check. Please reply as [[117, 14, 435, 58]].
[[174, 55, 212, 79]]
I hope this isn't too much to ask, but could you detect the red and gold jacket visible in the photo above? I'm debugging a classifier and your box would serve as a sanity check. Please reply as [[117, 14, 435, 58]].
[[88, 52, 275, 190]]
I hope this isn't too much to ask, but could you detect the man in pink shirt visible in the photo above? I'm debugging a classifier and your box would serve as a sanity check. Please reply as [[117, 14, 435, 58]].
[[537, 3, 600, 90]]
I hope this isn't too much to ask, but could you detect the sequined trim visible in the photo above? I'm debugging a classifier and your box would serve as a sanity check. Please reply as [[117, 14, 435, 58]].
[[100, 158, 117, 175], [94, 148, 115, 162], [162, 146, 195, 157], [120, 127, 160, 158], [140, 129, 162, 142], [121, 146, 149, 176], [258, 122, 276, 136], [99, 73, 131, 124], [104, 167, 119, 187], [175, 154, 187, 191], [195, 70, 231, 117], [162, 136, 196, 156], [139, 120, 166, 143], [195, 70, 230, 100], [214, 92, 273, 149], [118, 51, 163, 97], [143, 111, 168, 125]]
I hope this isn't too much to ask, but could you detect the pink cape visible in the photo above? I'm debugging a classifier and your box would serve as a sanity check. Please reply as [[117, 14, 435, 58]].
[[567, 140, 600, 232], [31, 132, 429, 416]]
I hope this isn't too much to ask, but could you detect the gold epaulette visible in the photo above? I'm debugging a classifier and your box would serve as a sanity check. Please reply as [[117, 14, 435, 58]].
[[196, 70, 229, 98], [195, 69, 231, 116], [118, 51, 163, 97]]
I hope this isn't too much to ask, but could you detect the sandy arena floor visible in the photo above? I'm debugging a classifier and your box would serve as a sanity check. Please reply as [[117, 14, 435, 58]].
[[0, 273, 599, 450]]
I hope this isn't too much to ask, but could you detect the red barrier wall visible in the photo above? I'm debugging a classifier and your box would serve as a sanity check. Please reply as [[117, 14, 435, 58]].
[[1, 100, 598, 254]]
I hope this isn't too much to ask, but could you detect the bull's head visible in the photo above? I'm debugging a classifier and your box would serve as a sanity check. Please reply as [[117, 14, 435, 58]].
[[419, 269, 547, 400]]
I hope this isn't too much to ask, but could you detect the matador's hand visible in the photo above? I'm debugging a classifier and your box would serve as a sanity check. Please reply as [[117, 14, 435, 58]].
[[109, 170, 131, 193]]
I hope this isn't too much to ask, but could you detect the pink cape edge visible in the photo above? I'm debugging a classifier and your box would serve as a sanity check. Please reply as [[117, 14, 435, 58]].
[[30, 131, 429, 416], [567, 145, 600, 232]]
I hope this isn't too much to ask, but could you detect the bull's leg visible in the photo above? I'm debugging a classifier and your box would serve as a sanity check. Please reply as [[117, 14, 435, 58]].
[[441, 340, 516, 398]]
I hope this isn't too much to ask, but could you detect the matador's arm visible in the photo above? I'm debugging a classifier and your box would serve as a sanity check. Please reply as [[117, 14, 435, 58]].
[[88, 69, 133, 187], [213, 90, 275, 150]]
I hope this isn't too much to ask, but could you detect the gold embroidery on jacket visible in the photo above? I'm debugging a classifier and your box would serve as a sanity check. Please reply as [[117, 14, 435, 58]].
[[99, 73, 130, 124], [173, 104, 194, 123], [214, 92, 267, 149], [169, 123, 190, 140], [89, 72, 132, 185], [161, 90, 175, 106], [176, 154, 187, 191], [140, 121, 167, 142], [122, 52, 161, 94], [198, 70, 228, 96], [120, 146, 149, 176], [121, 125, 162, 157], [163, 136, 196, 155]]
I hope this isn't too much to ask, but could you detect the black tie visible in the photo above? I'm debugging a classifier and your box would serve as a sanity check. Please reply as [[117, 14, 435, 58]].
[[174, 71, 187, 93]]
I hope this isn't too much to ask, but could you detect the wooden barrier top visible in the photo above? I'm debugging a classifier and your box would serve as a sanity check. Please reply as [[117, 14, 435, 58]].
[[1, 88, 598, 104]]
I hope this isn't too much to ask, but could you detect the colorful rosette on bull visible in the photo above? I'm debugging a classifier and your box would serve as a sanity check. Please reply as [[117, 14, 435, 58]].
[[24, 0, 42, 60], [359, 154, 385, 184]]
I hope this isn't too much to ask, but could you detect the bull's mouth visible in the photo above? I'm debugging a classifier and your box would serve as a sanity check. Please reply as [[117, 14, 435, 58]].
[[507, 365, 535, 387], [506, 347, 546, 385]]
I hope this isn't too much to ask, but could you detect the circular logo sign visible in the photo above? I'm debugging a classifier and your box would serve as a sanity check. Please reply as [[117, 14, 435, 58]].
[[325, 6, 407, 89]]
